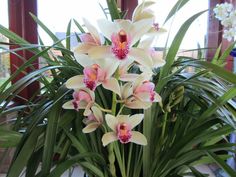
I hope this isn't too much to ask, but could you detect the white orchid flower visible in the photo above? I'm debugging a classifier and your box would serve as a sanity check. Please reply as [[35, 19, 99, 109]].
[[102, 114, 147, 146], [65, 57, 120, 96], [83, 18, 154, 69]]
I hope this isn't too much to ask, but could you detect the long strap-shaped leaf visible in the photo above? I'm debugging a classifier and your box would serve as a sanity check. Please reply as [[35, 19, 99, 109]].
[[157, 10, 207, 92], [30, 13, 64, 48], [192, 87, 236, 129], [41, 87, 66, 176], [164, 0, 191, 24], [206, 151, 236, 177], [106, 0, 120, 20], [49, 153, 106, 177], [7, 127, 44, 177]]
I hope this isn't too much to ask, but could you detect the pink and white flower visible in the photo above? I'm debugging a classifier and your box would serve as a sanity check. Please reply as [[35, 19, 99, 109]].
[[82, 18, 154, 68], [62, 88, 95, 116], [102, 114, 147, 146], [65, 58, 120, 96], [121, 74, 161, 109]]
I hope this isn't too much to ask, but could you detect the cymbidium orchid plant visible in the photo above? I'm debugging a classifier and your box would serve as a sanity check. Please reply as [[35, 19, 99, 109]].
[[62, 2, 164, 148], [1, 1, 236, 177]]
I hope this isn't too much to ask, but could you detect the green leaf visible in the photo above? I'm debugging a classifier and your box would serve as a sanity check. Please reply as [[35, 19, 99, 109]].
[[164, 0, 191, 24], [49, 153, 106, 177], [206, 151, 236, 177], [0, 128, 22, 148], [7, 126, 44, 177], [30, 13, 64, 48], [80, 162, 105, 177], [106, 0, 120, 20], [215, 41, 236, 66], [189, 166, 208, 177], [158, 10, 207, 92], [73, 19, 85, 33], [41, 87, 66, 176], [180, 59, 236, 84], [194, 87, 236, 128], [66, 20, 72, 50]]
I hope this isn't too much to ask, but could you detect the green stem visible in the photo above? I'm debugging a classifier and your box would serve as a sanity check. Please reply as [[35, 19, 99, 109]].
[[117, 104, 125, 116], [108, 144, 116, 177], [161, 112, 168, 141], [94, 103, 112, 113], [109, 69, 120, 176], [111, 91, 117, 115]]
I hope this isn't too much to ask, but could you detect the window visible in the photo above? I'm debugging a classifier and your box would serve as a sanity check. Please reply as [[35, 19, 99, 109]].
[[138, 0, 208, 57], [37, 0, 108, 46], [0, 0, 10, 86]]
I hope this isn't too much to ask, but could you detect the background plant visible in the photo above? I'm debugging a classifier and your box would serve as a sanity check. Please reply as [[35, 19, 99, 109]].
[[0, 0, 236, 177]]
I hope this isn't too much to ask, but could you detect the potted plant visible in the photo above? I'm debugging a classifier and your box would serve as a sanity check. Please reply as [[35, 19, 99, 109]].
[[0, 0, 236, 177]]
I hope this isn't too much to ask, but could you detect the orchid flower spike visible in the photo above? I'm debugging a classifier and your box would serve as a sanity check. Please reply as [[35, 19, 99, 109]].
[[102, 114, 147, 146], [62, 88, 95, 116], [83, 18, 154, 69], [82, 106, 103, 133]]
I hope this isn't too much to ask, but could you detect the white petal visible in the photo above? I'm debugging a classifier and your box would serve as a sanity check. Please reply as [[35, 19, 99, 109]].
[[82, 122, 100, 133], [132, 1, 156, 22], [125, 99, 152, 109], [135, 92, 152, 102], [83, 18, 101, 45], [129, 48, 153, 68], [153, 93, 162, 102], [128, 114, 144, 129], [102, 132, 118, 146], [121, 83, 133, 99], [105, 114, 118, 131], [117, 20, 133, 34], [91, 106, 103, 122], [62, 100, 74, 109], [131, 18, 153, 45], [117, 115, 129, 123], [88, 46, 112, 59], [153, 58, 166, 68], [130, 131, 147, 145], [138, 37, 154, 49], [102, 77, 121, 97], [120, 73, 139, 82], [133, 73, 151, 90], [84, 101, 93, 116], [97, 19, 118, 40], [65, 75, 84, 89], [105, 60, 119, 78], [74, 43, 95, 54], [74, 53, 95, 67], [147, 27, 167, 37], [79, 100, 89, 109]]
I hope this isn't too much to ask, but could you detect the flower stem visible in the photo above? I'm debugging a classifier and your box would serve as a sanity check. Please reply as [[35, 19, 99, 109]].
[[109, 69, 120, 176], [161, 112, 168, 141], [94, 103, 112, 113], [108, 144, 116, 177]]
